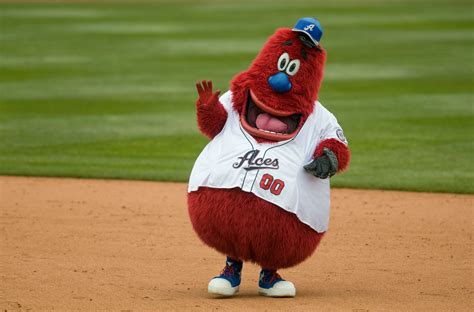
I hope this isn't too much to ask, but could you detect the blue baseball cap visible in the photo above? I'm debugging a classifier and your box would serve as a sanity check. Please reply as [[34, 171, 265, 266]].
[[292, 17, 323, 46]]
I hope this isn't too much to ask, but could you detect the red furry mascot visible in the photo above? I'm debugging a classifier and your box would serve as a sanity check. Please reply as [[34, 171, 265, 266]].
[[188, 18, 350, 297]]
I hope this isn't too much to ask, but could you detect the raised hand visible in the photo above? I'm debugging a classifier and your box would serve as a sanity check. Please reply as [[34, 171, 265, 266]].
[[196, 80, 221, 107], [194, 80, 227, 139]]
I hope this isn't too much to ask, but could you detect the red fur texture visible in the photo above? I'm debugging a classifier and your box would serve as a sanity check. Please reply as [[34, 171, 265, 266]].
[[314, 138, 351, 172], [188, 187, 324, 269], [196, 100, 228, 139], [231, 28, 326, 121]]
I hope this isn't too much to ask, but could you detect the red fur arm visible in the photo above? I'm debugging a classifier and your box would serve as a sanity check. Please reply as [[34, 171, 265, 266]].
[[196, 99, 228, 139], [314, 138, 351, 172]]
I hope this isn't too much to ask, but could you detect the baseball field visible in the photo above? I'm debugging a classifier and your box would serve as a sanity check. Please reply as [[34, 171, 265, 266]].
[[0, 0, 473, 311]]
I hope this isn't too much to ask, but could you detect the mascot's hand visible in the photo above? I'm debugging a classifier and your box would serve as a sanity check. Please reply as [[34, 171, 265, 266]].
[[196, 80, 221, 107], [304, 148, 339, 179], [194, 80, 227, 139]]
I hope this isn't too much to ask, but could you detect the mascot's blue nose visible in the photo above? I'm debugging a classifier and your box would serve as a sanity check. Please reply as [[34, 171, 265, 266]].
[[268, 72, 292, 93]]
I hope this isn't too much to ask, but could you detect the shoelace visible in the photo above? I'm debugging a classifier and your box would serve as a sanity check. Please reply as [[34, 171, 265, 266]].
[[263, 270, 281, 285], [221, 265, 235, 277]]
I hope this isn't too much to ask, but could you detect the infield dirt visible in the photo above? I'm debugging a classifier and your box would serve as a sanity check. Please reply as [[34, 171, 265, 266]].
[[1, 176, 472, 311]]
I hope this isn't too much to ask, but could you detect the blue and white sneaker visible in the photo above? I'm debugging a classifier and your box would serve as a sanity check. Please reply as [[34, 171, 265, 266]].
[[208, 257, 243, 296], [258, 269, 296, 297]]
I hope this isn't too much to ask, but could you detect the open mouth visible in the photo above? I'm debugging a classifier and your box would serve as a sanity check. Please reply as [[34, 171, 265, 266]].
[[240, 90, 302, 141]]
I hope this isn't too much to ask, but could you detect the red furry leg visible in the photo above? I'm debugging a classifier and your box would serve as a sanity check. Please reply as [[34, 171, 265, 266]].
[[188, 187, 324, 269]]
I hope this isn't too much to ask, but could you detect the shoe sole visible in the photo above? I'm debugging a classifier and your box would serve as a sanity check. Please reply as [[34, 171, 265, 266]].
[[208, 285, 240, 297], [258, 287, 296, 298]]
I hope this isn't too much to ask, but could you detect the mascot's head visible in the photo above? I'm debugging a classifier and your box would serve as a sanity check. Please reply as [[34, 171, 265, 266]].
[[231, 18, 326, 142]]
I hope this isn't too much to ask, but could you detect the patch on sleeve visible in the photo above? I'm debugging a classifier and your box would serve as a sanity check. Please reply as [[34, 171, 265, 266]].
[[336, 128, 347, 143]]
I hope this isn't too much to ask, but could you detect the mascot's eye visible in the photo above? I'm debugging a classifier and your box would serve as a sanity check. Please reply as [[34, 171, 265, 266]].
[[277, 52, 290, 71], [286, 59, 300, 76]]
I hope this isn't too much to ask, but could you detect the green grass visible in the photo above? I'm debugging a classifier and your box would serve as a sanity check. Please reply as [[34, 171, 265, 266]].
[[0, 0, 473, 193]]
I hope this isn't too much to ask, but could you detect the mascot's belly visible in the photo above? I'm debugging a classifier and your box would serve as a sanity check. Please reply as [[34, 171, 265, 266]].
[[188, 187, 324, 269]]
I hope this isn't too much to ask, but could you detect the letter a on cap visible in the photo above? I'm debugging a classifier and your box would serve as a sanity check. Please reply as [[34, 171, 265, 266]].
[[292, 17, 323, 46]]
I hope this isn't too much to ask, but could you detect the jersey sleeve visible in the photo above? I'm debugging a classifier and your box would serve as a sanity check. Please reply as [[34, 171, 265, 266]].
[[321, 112, 348, 146], [314, 107, 351, 172], [218, 90, 233, 113]]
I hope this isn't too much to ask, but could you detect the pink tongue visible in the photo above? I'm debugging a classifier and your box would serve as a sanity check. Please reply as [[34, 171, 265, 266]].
[[256, 113, 288, 133]]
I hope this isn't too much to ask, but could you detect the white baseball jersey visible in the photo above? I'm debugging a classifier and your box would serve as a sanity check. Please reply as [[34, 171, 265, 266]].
[[188, 91, 347, 233]]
